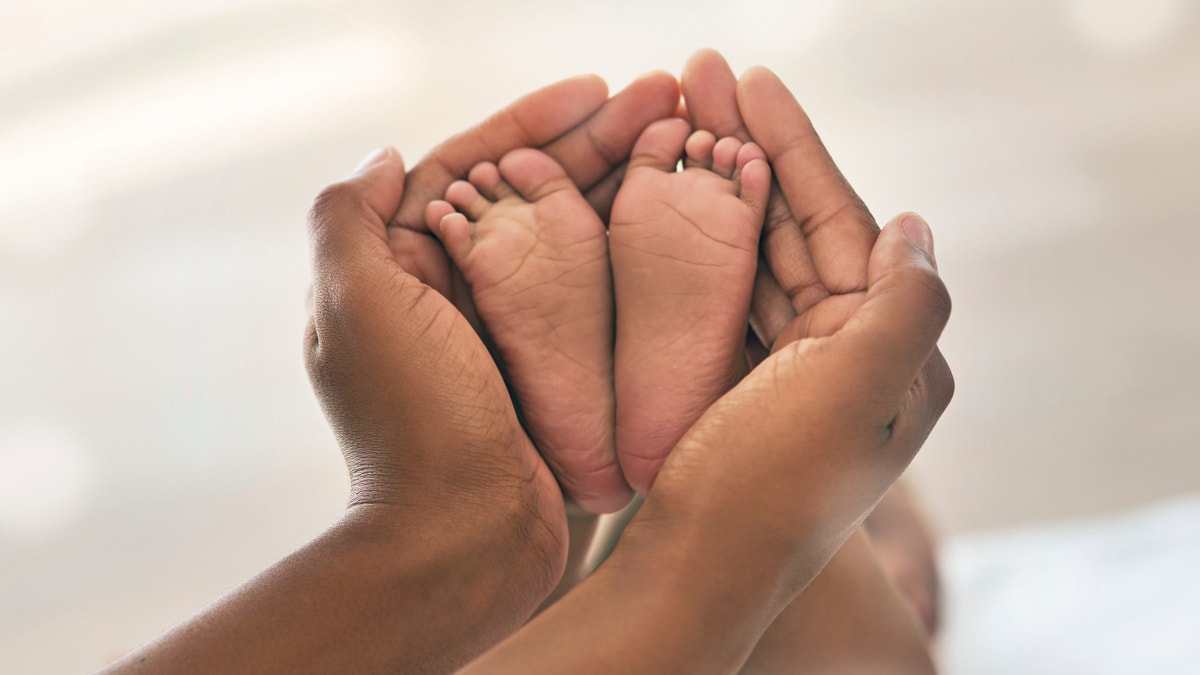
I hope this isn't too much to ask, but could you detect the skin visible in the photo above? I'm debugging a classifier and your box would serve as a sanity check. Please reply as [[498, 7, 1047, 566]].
[[426, 150, 623, 513], [386, 71, 678, 515], [387, 72, 678, 337], [610, 120, 770, 495], [682, 49, 951, 672], [497, 58, 950, 675], [102, 53, 954, 674], [535, 49, 944, 672], [462, 184, 953, 674], [864, 479, 942, 638], [739, 530, 935, 675], [100, 72, 680, 674]]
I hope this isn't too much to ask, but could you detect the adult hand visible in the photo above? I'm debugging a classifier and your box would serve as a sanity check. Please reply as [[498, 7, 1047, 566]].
[[104, 74, 681, 671], [299, 73, 678, 665], [669, 51, 951, 673], [383, 72, 678, 514], [463, 202, 953, 675], [681, 50, 892, 353], [385, 72, 678, 328], [306, 148, 563, 529], [105, 138, 609, 674]]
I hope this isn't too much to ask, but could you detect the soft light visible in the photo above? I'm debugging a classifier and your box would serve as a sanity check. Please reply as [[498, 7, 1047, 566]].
[[1067, 0, 1186, 53], [0, 424, 91, 539]]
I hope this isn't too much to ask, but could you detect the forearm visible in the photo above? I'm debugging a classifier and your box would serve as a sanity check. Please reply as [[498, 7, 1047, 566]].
[[102, 500, 561, 675], [740, 529, 936, 675], [558, 500, 934, 674], [462, 509, 794, 675]]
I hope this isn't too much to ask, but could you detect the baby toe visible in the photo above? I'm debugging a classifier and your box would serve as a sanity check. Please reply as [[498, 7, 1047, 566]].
[[425, 199, 455, 231], [444, 180, 492, 220], [711, 136, 742, 179], [468, 162, 517, 201], [683, 129, 717, 170]]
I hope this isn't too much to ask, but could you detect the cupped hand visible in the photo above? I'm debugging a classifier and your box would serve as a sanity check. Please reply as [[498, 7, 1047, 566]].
[[733, 63, 954, 431], [640, 211, 953, 617], [685, 41, 953, 622], [305, 148, 567, 582], [463, 209, 953, 675], [681, 50, 939, 357], [382, 72, 679, 514]]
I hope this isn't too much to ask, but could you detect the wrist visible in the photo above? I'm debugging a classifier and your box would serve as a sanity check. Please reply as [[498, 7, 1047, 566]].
[[341, 438, 571, 602], [627, 467, 861, 619], [467, 508, 787, 675], [602, 502, 800, 663], [345, 477, 569, 620]]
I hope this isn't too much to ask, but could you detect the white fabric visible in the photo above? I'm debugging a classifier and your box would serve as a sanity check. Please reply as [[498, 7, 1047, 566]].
[[939, 494, 1200, 674]]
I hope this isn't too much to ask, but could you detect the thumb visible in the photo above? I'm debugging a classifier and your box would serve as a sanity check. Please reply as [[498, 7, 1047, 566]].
[[834, 213, 951, 402], [308, 146, 406, 271]]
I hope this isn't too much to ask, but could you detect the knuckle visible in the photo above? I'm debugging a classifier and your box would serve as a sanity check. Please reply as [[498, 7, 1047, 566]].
[[906, 350, 954, 429], [308, 181, 365, 239], [772, 336, 823, 374], [927, 351, 956, 414], [310, 182, 350, 221], [763, 194, 794, 233], [896, 266, 953, 320], [302, 315, 320, 372]]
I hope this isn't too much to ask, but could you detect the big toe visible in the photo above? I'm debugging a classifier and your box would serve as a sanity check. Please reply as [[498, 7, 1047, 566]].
[[628, 118, 691, 173], [498, 148, 578, 203]]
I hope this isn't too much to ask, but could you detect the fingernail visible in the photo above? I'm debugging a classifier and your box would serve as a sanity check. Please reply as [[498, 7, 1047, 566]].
[[352, 146, 393, 176], [901, 213, 934, 258]]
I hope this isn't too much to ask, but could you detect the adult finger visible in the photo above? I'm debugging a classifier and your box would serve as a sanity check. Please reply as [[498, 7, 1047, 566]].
[[583, 163, 626, 223], [738, 67, 878, 295], [386, 226, 454, 296], [305, 146, 407, 360], [309, 147, 406, 277], [681, 49, 749, 140], [831, 213, 951, 410], [749, 260, 795, 348], [760, 181, 827, 316], [541, 71, 679, 190], [392, 76, 606, 229], [686, 49, 785, 346], [394, 72, 678, 230]]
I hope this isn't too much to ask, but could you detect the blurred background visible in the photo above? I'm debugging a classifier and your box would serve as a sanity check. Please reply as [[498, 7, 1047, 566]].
[[2, 0, 1197, 671]]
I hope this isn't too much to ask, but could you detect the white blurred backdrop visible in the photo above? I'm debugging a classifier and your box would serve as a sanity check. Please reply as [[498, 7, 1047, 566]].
[[2, 0, 1198, 671]]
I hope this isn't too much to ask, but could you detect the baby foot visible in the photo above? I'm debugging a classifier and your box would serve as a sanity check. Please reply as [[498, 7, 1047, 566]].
[[426, 148, 628, 513], [609, 119, 771, 494]]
